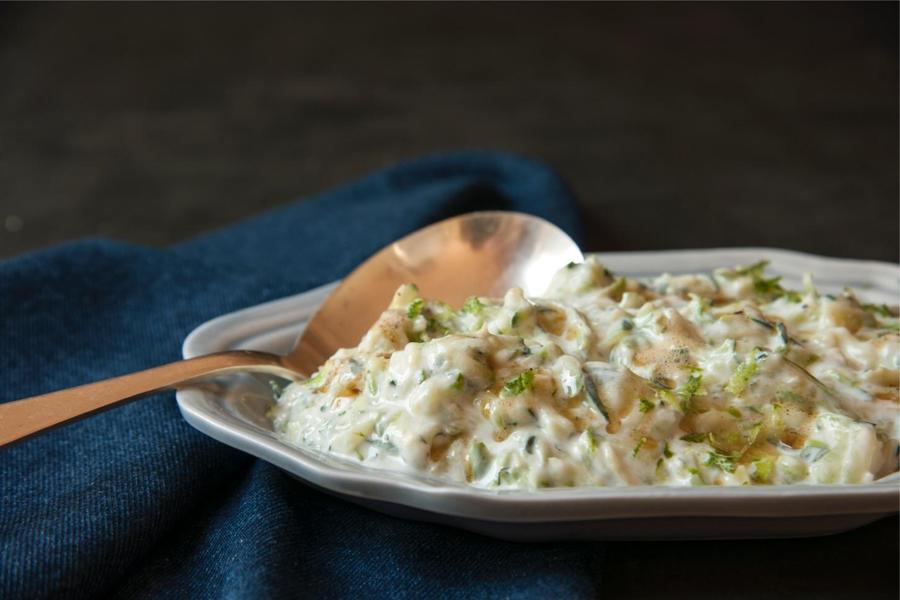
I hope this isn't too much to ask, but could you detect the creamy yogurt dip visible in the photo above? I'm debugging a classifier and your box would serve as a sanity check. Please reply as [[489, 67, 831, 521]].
[[272, 258, 899, 489]]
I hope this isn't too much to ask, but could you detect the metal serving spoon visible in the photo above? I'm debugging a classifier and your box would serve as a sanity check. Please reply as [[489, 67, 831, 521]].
[[0, 211, 582, 447]]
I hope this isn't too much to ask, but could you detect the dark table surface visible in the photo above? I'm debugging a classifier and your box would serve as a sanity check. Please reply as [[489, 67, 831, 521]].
[[1, 3, 897, 598], [1, 3, 897, 263]]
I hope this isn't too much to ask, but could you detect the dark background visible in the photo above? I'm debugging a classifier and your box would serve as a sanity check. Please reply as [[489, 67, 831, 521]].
[[0, 2, 897, 598], [0, 2, 897, 262]]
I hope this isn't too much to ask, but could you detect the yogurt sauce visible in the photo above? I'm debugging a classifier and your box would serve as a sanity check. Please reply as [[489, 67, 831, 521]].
[[273, 258, 899, 488]]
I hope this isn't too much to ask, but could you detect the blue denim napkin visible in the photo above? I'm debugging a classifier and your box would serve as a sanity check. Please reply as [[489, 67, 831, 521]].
[[0, 152, 605, 598]]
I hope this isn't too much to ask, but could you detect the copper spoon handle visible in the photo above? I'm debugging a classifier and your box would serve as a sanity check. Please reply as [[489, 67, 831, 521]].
[[0, 350, 294, 447]]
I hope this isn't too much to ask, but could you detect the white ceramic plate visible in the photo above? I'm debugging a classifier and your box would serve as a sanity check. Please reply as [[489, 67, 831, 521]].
[[177, 248, 900, 541]]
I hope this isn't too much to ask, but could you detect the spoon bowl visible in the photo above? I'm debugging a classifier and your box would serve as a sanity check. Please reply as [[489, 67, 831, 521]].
[[291, 211, 583, 374], [0, 211, 581, 446]]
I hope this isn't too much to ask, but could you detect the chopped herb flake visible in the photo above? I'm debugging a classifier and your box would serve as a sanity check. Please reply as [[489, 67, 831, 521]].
[[676, 371, 703, 410], [736, 260, 770, 277], [585, 429, 598, 454], [863, 303, 892, 318], [407, 298, 424, 319], [461, 296, 484, 315], [633, 436, 648, 457], [754, 275, 784, 296], [502, 370, 535, 396], [306, 367, 328, 387], [727, 260, 801, 300], [705, 451, 737, 473], [751, 455, 774, 483], [639, 398, 655, 413], [726, 356, 759, 396], [451, 373, 465, 391]]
